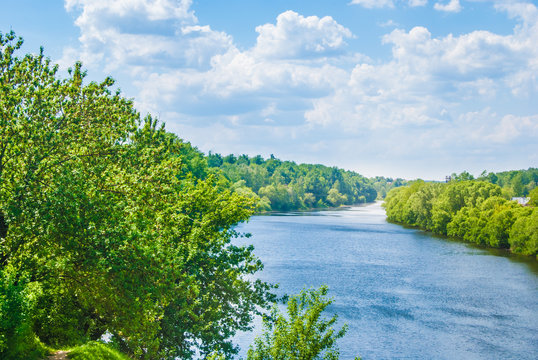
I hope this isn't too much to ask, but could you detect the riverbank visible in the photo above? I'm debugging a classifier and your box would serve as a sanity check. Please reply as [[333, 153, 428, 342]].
[[255, 200, 377, 215], [383, 180, 537, 260]]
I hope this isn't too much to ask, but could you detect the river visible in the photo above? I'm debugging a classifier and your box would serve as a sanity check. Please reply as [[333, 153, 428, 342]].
[[233, 202, 538, 359]]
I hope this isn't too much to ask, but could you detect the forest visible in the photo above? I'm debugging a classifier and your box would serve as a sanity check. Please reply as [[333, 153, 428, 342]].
[[207, 152, 405, 212], [0, 32, 357, 359], [383, 172, 538, 258], [447, 168, 538, 198]]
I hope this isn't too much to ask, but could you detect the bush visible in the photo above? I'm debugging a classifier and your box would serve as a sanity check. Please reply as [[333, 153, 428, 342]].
[[68, 342, 131, 360], [0, 266, 45, 360], [247, 286, 360, 360]]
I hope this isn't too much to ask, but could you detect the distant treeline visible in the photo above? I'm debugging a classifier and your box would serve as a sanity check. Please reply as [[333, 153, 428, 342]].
[[450, 168, 538, 197], [384, 170, 538, 259], [206, 152, 406, 211]]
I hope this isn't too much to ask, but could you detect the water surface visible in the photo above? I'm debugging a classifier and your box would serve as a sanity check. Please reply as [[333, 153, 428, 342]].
[[234, 202, 538, 359]]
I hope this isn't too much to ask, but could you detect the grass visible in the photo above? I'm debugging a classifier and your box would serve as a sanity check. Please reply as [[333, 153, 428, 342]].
[[1, 335, 52, 360], [67, 342, 130, 360]]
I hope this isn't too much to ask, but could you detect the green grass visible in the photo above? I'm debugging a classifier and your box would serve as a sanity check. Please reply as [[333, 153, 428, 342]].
[[0, 335, 52, 360], [67, 342, 130, 360]]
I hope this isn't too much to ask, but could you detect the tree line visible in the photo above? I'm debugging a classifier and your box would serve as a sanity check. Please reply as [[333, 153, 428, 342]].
[[383, 175, 538, 259], [447, 168, 538, 198], [207, 152, 406, 212], [0, 32, 358, 359]]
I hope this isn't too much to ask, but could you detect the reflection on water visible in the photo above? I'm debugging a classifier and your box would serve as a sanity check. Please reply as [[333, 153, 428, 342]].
[[233, 202, 538, 359]]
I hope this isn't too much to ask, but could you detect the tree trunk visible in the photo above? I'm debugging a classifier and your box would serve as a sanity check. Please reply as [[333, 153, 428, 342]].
[[0, 212, 6, 240], [0, 212, 7, 265]]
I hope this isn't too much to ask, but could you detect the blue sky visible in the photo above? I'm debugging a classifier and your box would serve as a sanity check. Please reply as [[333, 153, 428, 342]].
[[2, 0, 537, 180]]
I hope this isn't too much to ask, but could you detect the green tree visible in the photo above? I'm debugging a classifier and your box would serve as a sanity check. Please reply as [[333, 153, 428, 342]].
[[223, 154, 237, 164], [512, 173, 524, 196], [247, 286, 359, 360], [487, 172, 498, 184], [327, 188, 347, 207], [251, 155, 265, 165], [207, 152, 223, 167], [452, 171, 474, 181], [384, 176, 537, 258], [447, 206, 487, 245], [258, 184, 299, 211], [214, 155, 378, 211], [407, 183, 443, 229], [0, 31, 274, 359], [0, 265, 43, 359], [384, 180, 426, 225], [509, 208, 538, 257], [529, 187, 538, 207], [302, 193, 317, 208]]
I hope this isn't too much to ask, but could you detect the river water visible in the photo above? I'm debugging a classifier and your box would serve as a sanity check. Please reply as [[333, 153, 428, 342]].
[[233, 202, 538, 359]]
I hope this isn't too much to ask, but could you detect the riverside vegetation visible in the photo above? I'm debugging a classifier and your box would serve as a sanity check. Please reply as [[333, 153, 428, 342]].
[[206, 152, 405, 212], [2, 30, 535, 359], [0, 31, 359, 359], [383, 172, 538, 259]]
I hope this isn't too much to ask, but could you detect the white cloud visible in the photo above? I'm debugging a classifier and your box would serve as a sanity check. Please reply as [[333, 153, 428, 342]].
[[62, 3, 354, 110], [434, 0, 462, 13], [116, 9, 355, 122], [65, 0, 195, 21], [303, 4, 538, 142], [485, 114, 538, 143], [135, 49, 349, 119], [350, 0, 427, 8], [379, 19, 399, 27], [62, 0, 231, 72], [59, 1, 538, 178], [408, 0, 428, 6], [349, 0, 395, 9], [383, 26, 529, 80], [495, 1, 538, 24], [253, 11, 353, 59]]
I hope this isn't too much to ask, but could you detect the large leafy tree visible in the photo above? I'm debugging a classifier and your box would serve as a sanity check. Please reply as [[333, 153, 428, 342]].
[[0, 31, 274, 359]]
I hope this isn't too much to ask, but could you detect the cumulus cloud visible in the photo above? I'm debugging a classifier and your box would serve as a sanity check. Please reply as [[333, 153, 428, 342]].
[[301, 2, 538, 172], [65, 0, 195, 22], [383, 26, 528, 81], [60, 0, 538, 178], [135, 49, 349, 120], [485, 114, 538, 143], [61, 0, 231, 72], [253, 11, 353, 59], [496, 1, 538, 24], [63, 2, 354, 115], [434, 0, 462, 13]]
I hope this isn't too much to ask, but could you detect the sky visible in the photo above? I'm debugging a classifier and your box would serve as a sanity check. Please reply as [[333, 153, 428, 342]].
[[2, 0, 537, 180]]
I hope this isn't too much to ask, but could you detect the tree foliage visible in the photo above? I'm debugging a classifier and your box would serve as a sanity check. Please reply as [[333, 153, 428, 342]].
[[0, 31, 274, 359], [478, 168, 537, 197], [0, 265, 44, 360], [247, 286, 359, 360], [207, 154, 396, 211], [384, 177, 537, 259]]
